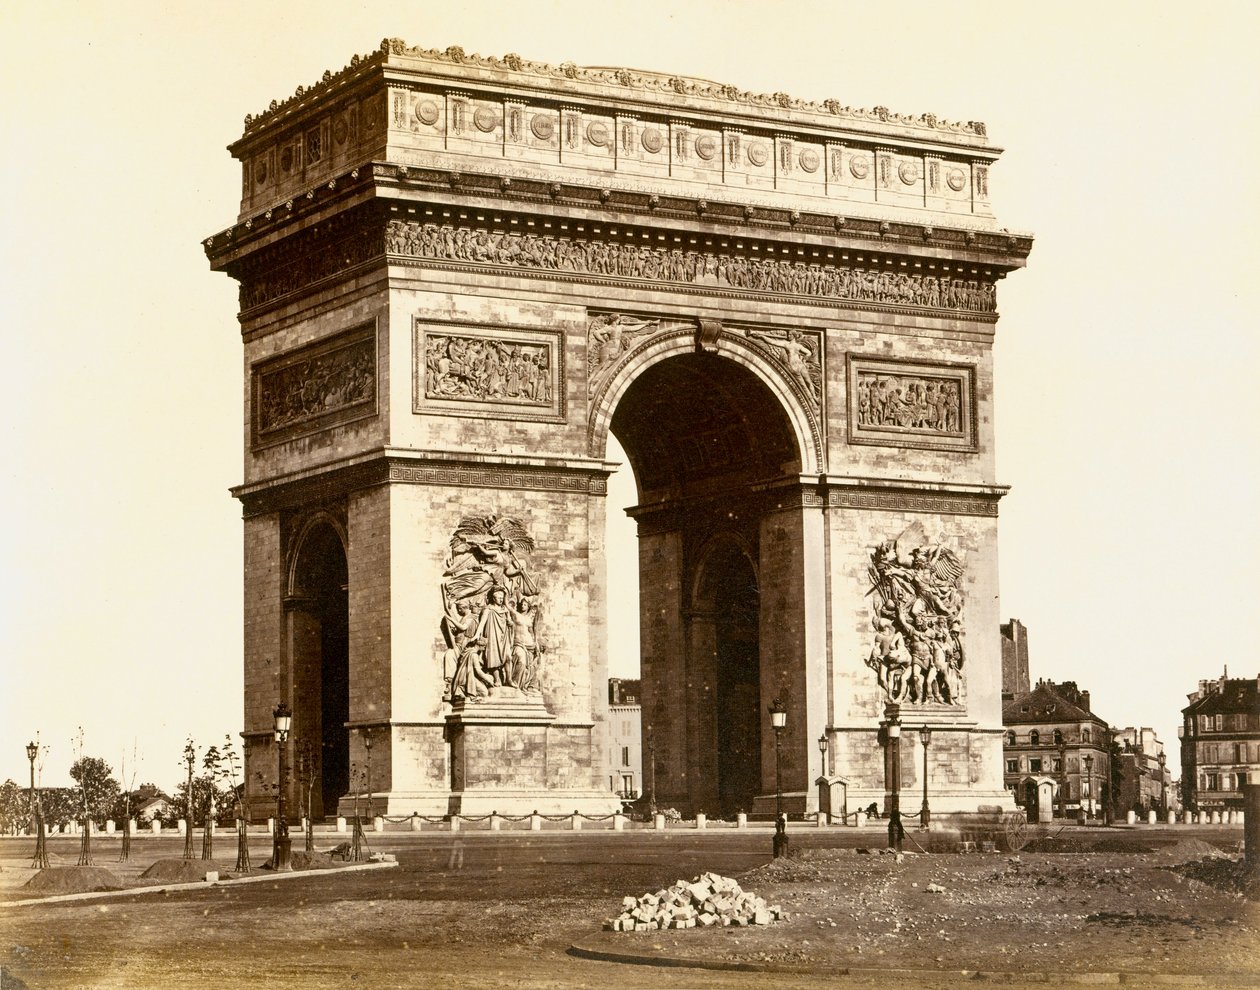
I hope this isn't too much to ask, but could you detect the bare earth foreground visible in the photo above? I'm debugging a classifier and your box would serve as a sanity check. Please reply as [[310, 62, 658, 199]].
[[1, 827, 1256, 990]]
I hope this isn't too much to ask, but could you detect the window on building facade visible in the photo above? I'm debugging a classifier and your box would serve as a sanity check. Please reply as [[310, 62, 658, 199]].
[[1030, 730, 1040, 746], [1006, 760, 1018, 773], [1030, 758, 1043, 773], [621, 746, 630, 767], [1006, 731, 1016, 746], [1053, 758, 1063, 772], [1215, 714, 1224, 731], [1053, 729, 1063, 745]]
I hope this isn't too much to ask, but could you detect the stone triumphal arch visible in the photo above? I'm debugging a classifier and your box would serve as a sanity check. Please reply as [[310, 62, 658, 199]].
[[206, 39, 1032, 819]]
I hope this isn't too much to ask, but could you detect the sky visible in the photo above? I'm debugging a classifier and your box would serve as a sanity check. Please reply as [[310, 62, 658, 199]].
[[1, 1, 1257, 792]]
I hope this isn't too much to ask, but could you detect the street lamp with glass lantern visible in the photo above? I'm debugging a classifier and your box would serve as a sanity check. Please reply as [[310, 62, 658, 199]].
[[272, 702, 293, 872], [918, 725, 932, 830], [25, 741, 37, 823], [1083, 754, 1094, 819], [884, 702, 903, 850], [769, 699, 787, 858], [817, 732, 828, 824], [1158, 750, 1167, 817], [26, 740, 48, 869]]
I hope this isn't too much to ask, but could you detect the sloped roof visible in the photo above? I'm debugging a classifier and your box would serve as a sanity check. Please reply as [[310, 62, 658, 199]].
[[1183, 678, 1258, 717], [1003, 681, 1097, 725]]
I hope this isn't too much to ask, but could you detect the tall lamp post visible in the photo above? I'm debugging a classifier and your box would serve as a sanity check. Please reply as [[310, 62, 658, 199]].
[[1158, 750, 1167, 817], [272, 702, 292, 872], [817, 732, 828, 824], [769, 699, 788, 858], [26, 741, 48, 870], [1083, 754, 1094, 820], [1058, 742, 1067, 820], [646, 723, 656, 816], [918, 725, 932, 830], [884, 703, 903, 851]]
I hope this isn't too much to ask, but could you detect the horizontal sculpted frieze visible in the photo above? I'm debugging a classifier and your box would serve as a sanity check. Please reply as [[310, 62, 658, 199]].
[[253, 326, 377, 445], [386, 219, 996, 314]]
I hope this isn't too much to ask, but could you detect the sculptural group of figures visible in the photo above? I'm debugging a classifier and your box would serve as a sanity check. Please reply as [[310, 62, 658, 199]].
[[856, 373, 961, 433], [257, 341, 375, 434], [385, 219, 998, 313], [440, 515, 546, 701], [425, 334, 552, 404], [865, 525, 967, 706]]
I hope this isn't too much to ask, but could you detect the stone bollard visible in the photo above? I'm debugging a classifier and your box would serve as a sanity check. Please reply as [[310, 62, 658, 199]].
[[151, 820, 162, 835], [450, 815, 461, 832], [1245, 784, 1260, 877], [653, 813, 666, 831], [373, 816, 384, 832], [530, 812, 542, 832], [736, 813, 747, 829], [336, 816, 347, 833], [266, 817, 274, 833], [1184, 810, 1194, 825], [1148, 809, 1157, 825], [129, 818, 137, 834], [410, 814, 422, 832], [856, 811, 866, 829], [106, 820, 116, 834], [301, 817, 309, 834], [613, 813, 625, 831], [1211, 811, 1221, 825], [1167, 809, 1177, 825], [695, 813, 706, 830], [178, 819, 188, 836], [815, 811, 825, 828], [570, 812, 582, 831], [1126, 810, 1137, 825], [489, 813, 500, 831]]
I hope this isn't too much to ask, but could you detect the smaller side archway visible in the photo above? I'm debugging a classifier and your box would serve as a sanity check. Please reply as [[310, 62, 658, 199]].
[[285, 513, 349, 821]]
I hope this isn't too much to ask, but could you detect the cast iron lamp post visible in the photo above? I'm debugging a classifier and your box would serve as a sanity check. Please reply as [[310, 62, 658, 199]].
[[884, 702, 903, 850], [769, 699, 787, 858], [918, 725, 932, 830], [817, 732, 828, 824], [1084, 754, 1094, 820], [26, 741, 48, 869], [1158, 750, 1167, 817], [272, 703, 292, 872], [1058, 742, 1068, 820], [25, 741, 37, 826]]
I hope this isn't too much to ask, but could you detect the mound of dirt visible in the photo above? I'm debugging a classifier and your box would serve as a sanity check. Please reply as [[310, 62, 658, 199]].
[[24, 866, 123, 894], [139, 858, 234, 882], [290, 850, 340, 871], [1169, 855, 1260, 900], [1153, 837, 1229, 864]]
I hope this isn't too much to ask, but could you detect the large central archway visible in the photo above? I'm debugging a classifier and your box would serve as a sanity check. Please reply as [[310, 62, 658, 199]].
[[608, 350, 804, 816]]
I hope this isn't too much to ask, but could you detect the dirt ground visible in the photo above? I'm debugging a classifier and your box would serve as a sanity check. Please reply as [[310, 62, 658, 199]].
[[1, 828, 1257, 990]]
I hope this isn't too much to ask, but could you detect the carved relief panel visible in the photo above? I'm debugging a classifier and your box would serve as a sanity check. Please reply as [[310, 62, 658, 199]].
[[251, 322, 378, 448], [847, 355, 976, 452], [414, 320, 564, 422]]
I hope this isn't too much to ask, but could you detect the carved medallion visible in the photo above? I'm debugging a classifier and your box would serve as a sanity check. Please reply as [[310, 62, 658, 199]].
[[864, 522, 967, 709], [849, 156, 870, 180], [641, 127, 663, 154], [254, 160, 268, 186], [530, 114, 555, 140], [439, 515, 548, 704], [279, 146, 293, 173], [695, 135, 717, 161], [586, 121, 609, 147], [474, 107, 498, 132], [799, 148, 820, 173], [898, 161, 920, 185], [947, 167, 967, 192], [334, 117, 348, 145], [415, 100, 440, 126], [747, 142, 769, 167]]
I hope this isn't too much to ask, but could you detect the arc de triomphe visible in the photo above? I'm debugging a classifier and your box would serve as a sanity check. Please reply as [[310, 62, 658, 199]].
[[205, 39, 1032, 820]]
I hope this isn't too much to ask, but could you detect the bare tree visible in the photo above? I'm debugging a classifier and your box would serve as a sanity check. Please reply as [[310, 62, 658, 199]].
[[223, 736, 249, 873], [118, 739, 138, 862]]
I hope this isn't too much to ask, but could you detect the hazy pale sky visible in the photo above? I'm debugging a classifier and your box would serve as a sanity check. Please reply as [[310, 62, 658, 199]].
[[2, 1, 1256, 791]]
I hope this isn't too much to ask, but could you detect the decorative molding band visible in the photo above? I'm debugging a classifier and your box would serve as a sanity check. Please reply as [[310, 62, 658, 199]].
[[385, 217, 998, 315], [825, 486, 1000, 517], [234, 453, 611, 516]]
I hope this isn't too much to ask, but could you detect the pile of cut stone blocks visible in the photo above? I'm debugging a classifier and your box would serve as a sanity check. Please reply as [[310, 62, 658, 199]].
[[605, 872, 785, 931]]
